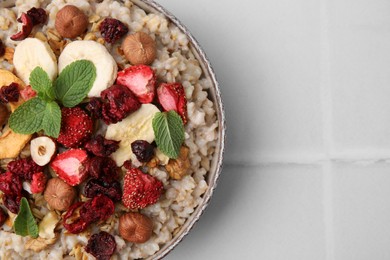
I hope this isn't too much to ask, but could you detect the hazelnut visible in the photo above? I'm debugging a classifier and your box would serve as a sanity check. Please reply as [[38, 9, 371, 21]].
[[166, 146, 191, 180], [55, 5, 88, 38], [122, 32, 156, 65], [44, 178, 76, 211], [119, 212, 153, 243], [0, 103, 9, 127]]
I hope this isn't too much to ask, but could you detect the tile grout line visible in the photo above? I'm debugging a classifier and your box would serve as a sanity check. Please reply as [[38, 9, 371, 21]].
[[320, 0, 335, 259]]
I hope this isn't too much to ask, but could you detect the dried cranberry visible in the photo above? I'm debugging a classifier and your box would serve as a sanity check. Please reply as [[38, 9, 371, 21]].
[[10, 13, 33, 41], [131, 140, 155, 163], [84, 179, 122, 202], [26, 7, 47, 25], [80, 195, 115, 223], [85, 157, 119, 182], [7, 157, 43, 181], [86, 98, 103, 119], [3, 194, 21, 214], [0, 172, 21, 196], [85, 231, 116, 260], [0, 83, 20, 104], [0, 40, 5, 57], [84, 135, 119, 157], [99, 18, 128, 44], [101, 85, 141, 124], [63, 202, 89, 234], [0, 207, 8, 226]]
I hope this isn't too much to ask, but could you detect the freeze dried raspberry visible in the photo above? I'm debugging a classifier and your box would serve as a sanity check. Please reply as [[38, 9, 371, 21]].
[[0, 40, 5, 57], [101, 85, 141, 124], [57, 107, 93, 148], [80, 194, 115, 223], [7, 157, 43, 181], [99, 18, 128, 44], [85, 156, 119, 182], [122, 168, 163, 209], [26, 7, 47, 26], [30, 172, 47, 194], [0, 83, 20, 103], [86, 98, 103, 119], [84, 179, 122, 202], [0, 207, 8, 226], [131, 140, 155, 163], [85, 231, 116, 260], [84, 135, 119, 157]]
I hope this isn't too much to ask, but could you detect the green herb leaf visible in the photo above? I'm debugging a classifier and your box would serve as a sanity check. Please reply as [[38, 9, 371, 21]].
[[9, 97, 46, 134], [14, 197, 39, 238], [29, 67, 54, 100], [152, 111, 185, 159], [54, 60, 96, 107], [42, 101, 61, 138]]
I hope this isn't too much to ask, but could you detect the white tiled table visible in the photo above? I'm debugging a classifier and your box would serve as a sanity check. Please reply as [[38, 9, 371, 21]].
[[157, 0, 390, 259]]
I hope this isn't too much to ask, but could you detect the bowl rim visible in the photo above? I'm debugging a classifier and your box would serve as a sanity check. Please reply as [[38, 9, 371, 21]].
[[133, 1, 226, 259]]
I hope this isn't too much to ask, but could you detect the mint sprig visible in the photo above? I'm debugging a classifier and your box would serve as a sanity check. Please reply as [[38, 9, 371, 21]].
[[9, 60, 96, 138], [55, 60, 96, 107], [152, 111, 185, 159], [14, 197, 39, 238]]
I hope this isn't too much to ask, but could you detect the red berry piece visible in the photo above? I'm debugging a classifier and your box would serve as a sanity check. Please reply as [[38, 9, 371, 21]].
[[7, 157, 43, 181], [19, 85, 37, 101], [131, 140, 155, 163], [80, 194, 115, 223], [157, 83, 188, 124], [85, 231, 116, 260], [85, 156, 119, 182], [86, 97, 103, 119], [57, 107, 93, 148], [10, 13, 33, 41], [50, 149, 89, 186], [122, 168, 163, 209], [63, 202, 89, 234], [26, 7, 47, 26], [30, 172, 47, 194], [0, 40, 5, 57], [116, 65, 156, 104], [99, 18, 128, 44], [84, 135, 119, 157], [101, 85, 141, 124], [0, 82, 20, 104], [84, 179, 122, 202]]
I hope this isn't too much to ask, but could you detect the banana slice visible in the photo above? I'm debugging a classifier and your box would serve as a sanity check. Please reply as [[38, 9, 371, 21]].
[[0, 69, 32, 159], [13, 38, 58, 84], [58, 40, 117, 97], [105, 104, 160, 166]]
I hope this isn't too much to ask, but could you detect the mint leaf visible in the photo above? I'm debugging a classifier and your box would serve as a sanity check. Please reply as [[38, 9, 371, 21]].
[[54, 60, 96, 107], [42, 101, 61, 138], [152, 111, 185, 159], [9, 97, 46, 134], [29, 67, 54, 100], [14, 197, 39, 238]]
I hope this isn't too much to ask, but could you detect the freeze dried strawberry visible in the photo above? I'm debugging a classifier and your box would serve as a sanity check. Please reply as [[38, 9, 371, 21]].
[[10, 13, 33, 41], [50, 149, 89, 186], [7, 157, 43, 181], [157, 83, 188, 124], [122, 168, 163, 209], [101, 85, 141, 124], [20, 85, 37, 101], [0, 83, 20, 103], [57, 107, 93, 148], [116, 65, 156, 104], [84, 135, 119, 157], [30, 172, 47, 194]]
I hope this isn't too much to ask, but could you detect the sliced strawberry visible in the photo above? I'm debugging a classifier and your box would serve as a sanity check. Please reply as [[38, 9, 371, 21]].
[[50, 149, 89, 186], [116, 65, 156, 104], [157, 83, 188, 124], [30, 172, 47, 194], [57, 107, 93, 148], [122, 168, 163, 209]]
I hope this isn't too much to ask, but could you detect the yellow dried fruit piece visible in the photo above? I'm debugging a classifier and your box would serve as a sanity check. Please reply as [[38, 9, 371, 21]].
[[0, 69, 31, 159]]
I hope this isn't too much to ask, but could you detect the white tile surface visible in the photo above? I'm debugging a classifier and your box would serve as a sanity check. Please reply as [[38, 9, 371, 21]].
[[154, 0, 390, 259], [168, 165, 326, 260]]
